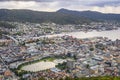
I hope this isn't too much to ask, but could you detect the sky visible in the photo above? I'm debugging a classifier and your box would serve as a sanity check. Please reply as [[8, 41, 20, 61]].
[[0, 0, 120, 13]]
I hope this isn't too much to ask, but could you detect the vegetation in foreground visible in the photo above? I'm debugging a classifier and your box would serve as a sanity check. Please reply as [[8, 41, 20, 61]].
[[38, 76, 120, 80]]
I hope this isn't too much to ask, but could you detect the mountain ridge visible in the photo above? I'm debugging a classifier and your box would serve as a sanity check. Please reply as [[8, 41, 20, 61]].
[[0, 9, 92, 24], [57, 8, 120, 21], [0, 8, 120, 24]]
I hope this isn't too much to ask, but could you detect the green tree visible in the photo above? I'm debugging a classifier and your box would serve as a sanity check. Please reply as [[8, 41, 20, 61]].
[[86, 64, 90, 77], [89, 48, 94, 51], [39, 77, 46, 80]]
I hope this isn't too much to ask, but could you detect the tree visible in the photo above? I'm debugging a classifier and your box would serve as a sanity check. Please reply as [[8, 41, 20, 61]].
[[59, 78, 64, 80], [39, 77, 46, 80], [89, 48, 94, 51], [73, 55, 77, 60], [65, 77, 74, 80], [86, 64, 90, 77]]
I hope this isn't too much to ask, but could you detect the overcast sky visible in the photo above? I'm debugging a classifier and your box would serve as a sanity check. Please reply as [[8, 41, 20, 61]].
[[0, 0, 120, 13]]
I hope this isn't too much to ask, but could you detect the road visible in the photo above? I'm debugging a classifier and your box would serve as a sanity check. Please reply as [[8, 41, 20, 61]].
[[0, 51, 18, 80]]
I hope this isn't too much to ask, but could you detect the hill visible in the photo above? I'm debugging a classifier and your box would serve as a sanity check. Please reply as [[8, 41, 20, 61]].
[[57, 8, 120, 21], [0, 9, 120, 24], [0, 9, 91, 24]]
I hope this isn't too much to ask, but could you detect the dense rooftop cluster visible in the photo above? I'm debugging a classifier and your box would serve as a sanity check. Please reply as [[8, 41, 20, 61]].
[[0, 22, 120, 80]]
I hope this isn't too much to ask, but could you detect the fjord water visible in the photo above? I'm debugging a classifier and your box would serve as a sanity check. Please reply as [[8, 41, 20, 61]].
[[43, 28, 120, 40], [67, 28, 120, 40]]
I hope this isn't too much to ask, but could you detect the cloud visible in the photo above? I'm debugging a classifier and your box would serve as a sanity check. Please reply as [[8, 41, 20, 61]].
[[0, 1, 59, 11], [0, 0, 120, 13], [89, 0, 120, 7]]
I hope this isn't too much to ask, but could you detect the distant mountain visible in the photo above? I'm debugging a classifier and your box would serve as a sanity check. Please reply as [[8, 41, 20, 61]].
[[57, 8, 120, 21], [0, 9, 120, 24], [0, 9, 92, 24]]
